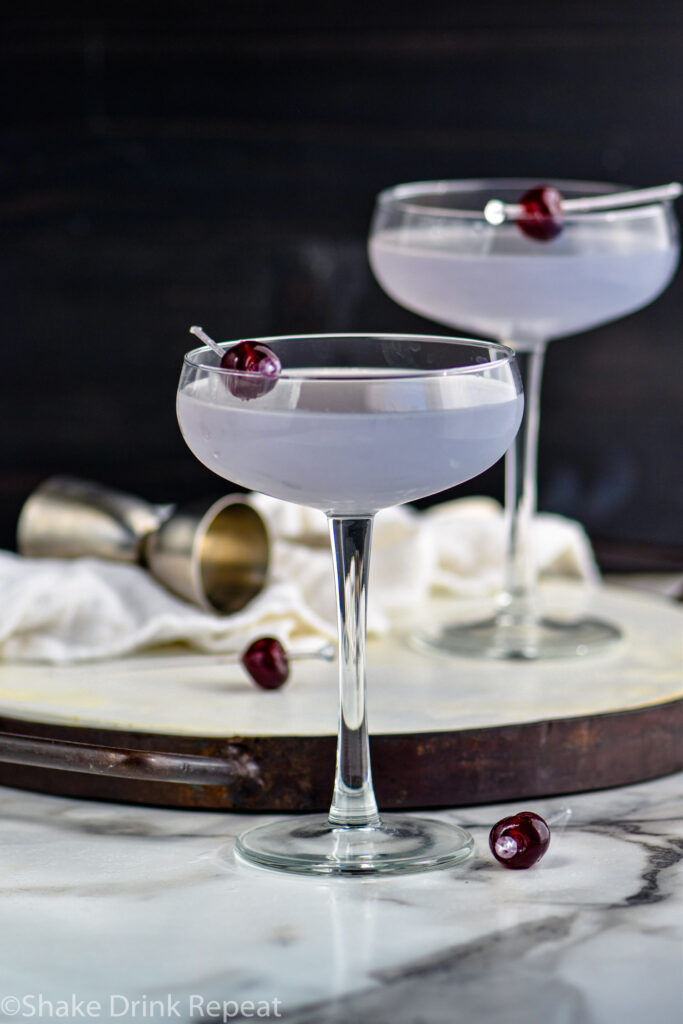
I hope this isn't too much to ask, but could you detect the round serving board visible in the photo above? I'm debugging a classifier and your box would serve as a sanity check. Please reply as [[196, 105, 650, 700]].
[[0, 583, 680, 811]]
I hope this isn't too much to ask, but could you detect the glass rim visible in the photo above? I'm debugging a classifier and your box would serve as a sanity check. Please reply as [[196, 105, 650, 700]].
[[182, 332, 517, 382], [374, 177, 676, 222]]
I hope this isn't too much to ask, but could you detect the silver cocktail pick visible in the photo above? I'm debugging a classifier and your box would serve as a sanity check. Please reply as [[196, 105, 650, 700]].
[[484, 181, 682, 226], [190, 324, 224, 357]]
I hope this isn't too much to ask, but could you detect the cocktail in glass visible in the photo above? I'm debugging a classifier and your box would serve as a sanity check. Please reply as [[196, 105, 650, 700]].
[[369, 179, 679, 658], [177, 333, 523, 874]]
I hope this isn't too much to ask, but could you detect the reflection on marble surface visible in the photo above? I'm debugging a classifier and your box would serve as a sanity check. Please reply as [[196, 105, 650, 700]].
[[0, 774, 681, 1023]]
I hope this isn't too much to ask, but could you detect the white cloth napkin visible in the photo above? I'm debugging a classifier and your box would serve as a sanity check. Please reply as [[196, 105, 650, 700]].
[[0, 496, 598, 664]]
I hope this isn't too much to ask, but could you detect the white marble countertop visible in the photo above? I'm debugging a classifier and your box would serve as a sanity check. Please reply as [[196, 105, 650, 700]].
[[0, 773, 680, 1024]]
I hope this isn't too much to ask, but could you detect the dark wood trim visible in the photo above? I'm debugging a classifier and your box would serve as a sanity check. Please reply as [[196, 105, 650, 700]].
[[0, 698, 680, 812]]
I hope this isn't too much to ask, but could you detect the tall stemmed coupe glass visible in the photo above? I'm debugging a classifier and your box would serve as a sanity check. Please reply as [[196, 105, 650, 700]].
[[177, 333, 522, 875], [369, 179, 679, 659]]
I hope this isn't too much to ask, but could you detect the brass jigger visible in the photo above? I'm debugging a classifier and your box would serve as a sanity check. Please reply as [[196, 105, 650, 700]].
[[17, 476, 269, 614]]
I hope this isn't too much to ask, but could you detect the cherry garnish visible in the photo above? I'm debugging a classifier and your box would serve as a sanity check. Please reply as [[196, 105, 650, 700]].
[[241, 637, 290, 689], [489, 811, 551, 869], [517, 185, 564, 242], [220, 341, 281, 401]]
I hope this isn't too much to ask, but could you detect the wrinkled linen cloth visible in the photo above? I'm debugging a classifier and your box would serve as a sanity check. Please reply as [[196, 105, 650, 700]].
[[0, 495, 598, 664]]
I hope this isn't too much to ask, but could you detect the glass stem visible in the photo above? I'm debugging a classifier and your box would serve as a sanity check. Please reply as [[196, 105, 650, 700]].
[[497, 341, 547, 629], [327, 515, 381, 828]]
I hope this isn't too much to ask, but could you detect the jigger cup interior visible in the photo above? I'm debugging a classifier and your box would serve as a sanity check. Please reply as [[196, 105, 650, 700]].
[[143, 495, 269, 615]]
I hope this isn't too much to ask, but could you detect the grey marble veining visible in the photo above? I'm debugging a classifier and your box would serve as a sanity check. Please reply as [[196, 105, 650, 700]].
[[0, 775, 681, 1024]]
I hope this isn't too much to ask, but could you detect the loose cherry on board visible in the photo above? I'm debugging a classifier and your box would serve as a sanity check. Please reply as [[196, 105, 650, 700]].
[[241, 637, 290, 690], [489, 811, 551, 869], [220, 341, 282, 401], [517, 185, 565, 242]]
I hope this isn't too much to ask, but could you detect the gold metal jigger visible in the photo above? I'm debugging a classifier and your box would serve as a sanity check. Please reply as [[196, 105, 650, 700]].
[[17, 476, 269, 614]]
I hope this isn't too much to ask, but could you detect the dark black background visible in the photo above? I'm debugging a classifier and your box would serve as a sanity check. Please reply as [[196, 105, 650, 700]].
[[2, 2, 682, 558]]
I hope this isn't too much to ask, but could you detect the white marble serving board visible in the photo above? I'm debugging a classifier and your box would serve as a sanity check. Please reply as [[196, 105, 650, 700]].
[[0, 583, 680, 737]]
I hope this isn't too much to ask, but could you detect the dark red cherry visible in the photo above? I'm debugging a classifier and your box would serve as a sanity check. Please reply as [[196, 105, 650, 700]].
[[220, 341, 281, 400], [489, 811, 551, 869], [241, 637, 290, 689], [517, 185, 564, 242]]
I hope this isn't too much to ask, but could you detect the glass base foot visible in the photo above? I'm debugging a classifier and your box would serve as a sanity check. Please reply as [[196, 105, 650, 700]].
[[412, 615, 622, 660], [233, 814, 474, 876]]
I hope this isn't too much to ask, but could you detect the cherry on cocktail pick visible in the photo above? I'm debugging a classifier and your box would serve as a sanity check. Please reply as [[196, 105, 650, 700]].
[[489, 811, 551, 869], [220, 340, 282, 401], [517, 186, 565, 242], [241, 637, 291, 689], [189, 326, 281, 400], [239, 638, 336, 690]]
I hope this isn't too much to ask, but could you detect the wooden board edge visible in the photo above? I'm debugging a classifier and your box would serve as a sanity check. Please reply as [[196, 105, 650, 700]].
[[0, 698, 680, 811]]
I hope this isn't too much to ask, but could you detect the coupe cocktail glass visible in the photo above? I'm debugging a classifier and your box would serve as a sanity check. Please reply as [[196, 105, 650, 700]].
[[177, 333, 522, 875], [369, 179, 679, 659]]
